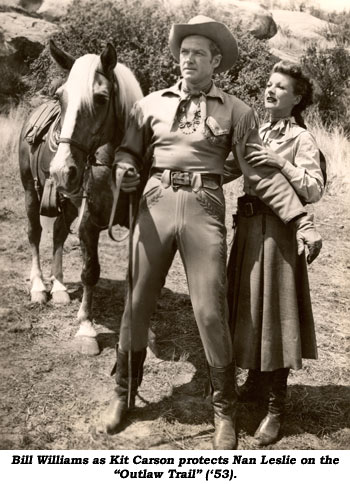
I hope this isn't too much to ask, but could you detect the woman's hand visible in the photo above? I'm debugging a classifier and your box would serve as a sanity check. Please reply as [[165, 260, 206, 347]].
[[245, 143, 287, 170]]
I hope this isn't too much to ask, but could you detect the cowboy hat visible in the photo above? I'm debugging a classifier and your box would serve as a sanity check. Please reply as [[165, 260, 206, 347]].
[[169, 15, 238, 73]]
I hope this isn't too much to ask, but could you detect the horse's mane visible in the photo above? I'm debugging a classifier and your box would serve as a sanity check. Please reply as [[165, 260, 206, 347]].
[[66, 54, 143, 130], [113, 62, 143, 130]]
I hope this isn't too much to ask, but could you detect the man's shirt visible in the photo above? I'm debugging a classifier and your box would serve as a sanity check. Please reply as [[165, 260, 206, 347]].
[[114, 80, 255, 177], [113, 80, 307, 223]]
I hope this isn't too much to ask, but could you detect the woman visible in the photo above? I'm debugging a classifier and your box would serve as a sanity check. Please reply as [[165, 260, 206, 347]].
[[227, 61, 324, 446]]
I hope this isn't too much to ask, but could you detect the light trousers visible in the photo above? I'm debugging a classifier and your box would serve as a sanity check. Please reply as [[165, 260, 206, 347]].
[[118, 171, 233, 368]]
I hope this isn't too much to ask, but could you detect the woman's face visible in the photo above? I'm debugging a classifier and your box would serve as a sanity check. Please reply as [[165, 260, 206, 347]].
[[264, 72, 301, 118]]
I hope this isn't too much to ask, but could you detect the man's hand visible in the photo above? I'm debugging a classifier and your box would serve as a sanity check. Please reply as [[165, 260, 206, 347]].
[[294, 214, 322, 264], [115, 162, 140, 193], [245, 143, 287, 170]]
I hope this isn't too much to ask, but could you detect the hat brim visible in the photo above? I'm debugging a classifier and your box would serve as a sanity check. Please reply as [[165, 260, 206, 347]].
[[169, 21, 238, 73]]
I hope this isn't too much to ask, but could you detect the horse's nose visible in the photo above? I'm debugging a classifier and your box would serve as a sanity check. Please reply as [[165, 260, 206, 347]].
[[50, 160, 80, 194]]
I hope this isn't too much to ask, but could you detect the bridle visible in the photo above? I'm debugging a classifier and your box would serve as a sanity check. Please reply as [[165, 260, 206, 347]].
[[55, 68, 120, 234], [57, 69, 117, 166]]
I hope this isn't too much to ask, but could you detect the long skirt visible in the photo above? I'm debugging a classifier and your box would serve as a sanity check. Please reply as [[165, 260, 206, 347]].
[[227, 211, 318, 371]]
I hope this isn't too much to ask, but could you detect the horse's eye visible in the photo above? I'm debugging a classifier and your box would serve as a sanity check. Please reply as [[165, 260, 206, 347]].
[[94, 94, 108, 106]]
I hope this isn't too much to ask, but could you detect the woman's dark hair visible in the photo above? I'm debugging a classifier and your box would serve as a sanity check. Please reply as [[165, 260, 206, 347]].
[[270, 61, 314, 128]]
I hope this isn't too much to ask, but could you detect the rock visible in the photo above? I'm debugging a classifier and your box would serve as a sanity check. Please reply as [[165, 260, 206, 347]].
[[215, 0, 277, 39], [268, 10, 332, 61], [0, 1, 42, 11], [271, 9, 329, 41], [0, 11, 58, 71], [37, 0, 74, 21], [162, 0, 277, 39]]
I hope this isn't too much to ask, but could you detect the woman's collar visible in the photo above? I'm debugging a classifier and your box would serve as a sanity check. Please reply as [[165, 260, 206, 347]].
[[260, 116, 300, 141]]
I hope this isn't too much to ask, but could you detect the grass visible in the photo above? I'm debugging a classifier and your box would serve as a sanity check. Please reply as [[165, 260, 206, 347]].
[[308, 117, 350, 196], [0, 104, 30, 219], [0, 104, 28, 171], [0, 103, 349, 450]]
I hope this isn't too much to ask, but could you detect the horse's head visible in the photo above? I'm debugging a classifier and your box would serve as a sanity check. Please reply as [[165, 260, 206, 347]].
[[49, 41, 142, 197]]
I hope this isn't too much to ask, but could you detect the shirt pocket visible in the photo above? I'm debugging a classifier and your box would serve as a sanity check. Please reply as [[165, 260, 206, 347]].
[[204, 116, 231, 147]]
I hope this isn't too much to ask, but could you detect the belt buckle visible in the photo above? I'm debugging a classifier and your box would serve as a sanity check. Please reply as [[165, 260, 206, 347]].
[[171, 171, 191, 190], [243, 202, 254, 217]]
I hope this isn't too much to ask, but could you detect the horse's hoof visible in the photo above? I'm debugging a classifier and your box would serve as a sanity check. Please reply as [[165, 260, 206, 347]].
[[51, 290, 70, 305], [73, 336, 100, 356], [31, 291, 48, 304]]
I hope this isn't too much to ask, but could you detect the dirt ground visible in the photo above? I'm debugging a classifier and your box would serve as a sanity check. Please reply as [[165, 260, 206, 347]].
[[0, 172, 349, 450]]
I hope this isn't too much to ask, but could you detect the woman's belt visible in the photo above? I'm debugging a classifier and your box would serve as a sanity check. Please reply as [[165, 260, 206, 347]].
[[237, 195, 275, 217]]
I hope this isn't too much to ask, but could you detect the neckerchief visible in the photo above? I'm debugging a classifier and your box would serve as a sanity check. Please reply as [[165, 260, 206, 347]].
[[175, 81, 213, 134]]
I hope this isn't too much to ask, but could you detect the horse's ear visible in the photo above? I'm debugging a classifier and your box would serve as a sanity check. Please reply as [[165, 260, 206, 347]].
[[49, 40, 75, 71], [100, 43, 117, 76]]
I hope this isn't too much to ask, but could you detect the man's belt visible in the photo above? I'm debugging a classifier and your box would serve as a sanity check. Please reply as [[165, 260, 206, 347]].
[[151, 169, 221, 189], [237, 195, 275, 217]]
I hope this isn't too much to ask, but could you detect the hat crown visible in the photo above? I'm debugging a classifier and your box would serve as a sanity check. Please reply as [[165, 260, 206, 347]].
[[187, 15, 216, 25]]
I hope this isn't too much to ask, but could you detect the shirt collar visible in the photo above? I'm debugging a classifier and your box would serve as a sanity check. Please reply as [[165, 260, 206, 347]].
[[260, 116, 298, 141], [161, 80, 224, 103]]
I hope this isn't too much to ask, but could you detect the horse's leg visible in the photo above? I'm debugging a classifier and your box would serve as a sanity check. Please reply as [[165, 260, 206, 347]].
[[25, 189, 47, 303], [50, 201, 78, 304], [74, 215, 101, 356]]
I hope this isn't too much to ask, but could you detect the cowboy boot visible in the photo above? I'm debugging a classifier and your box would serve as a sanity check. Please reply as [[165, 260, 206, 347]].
[[100, 348, 146, 434], [209, 362, 238, 450], [237, 369, 269, 403], [254, 368, 289, 446]]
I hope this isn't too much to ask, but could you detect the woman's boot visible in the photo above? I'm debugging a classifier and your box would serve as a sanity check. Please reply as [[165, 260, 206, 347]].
[[100, 348, 146, 434], [209, 362, 238, 450], [237, 369, 269, 403], [253, 368, 289, 446]]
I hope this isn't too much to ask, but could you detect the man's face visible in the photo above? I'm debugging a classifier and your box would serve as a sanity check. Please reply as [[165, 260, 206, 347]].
[[179, 35, 221, 86]]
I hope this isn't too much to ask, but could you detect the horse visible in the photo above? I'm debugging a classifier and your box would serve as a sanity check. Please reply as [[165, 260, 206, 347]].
[[19, 40, 144, 355]]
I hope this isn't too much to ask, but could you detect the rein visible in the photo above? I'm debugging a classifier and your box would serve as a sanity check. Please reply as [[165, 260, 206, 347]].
[[108, 167, 130, 243]]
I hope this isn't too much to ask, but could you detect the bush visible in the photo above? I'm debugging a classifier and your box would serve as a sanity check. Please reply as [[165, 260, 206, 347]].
[[28, 0, 275, 114], [29, 0, 178, 96], [0, 64, 29, 113], [301, 45, 350, 133]]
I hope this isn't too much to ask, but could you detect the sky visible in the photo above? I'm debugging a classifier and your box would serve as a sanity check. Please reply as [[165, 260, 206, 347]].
[[305, 0, 349, 11], [266, 0, 350, 12]]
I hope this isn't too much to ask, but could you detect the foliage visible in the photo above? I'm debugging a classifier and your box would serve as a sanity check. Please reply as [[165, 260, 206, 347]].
[[301, 45, 350, 133], [0, 64, 29, 113], [308, 7, 350, 48], [318, 19, 350, 48], [215, 30, 277, 117], [28, 0, 275, 114]]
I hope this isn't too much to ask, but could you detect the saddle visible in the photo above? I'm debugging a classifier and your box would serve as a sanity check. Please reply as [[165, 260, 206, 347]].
[[24, 100, 60, 146], [24, 100, 61, 217]]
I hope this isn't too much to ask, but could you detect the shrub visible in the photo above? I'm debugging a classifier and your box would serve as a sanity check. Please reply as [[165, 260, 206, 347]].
[[28, 0, 275, 115], [0, 64, 29, 113], [301, 45, 350, 133], [29, 0, 178, 96]]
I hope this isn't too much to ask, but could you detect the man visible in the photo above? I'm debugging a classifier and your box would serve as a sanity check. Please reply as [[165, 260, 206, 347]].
[[99, 16, 321, 449]]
